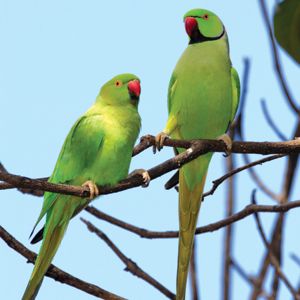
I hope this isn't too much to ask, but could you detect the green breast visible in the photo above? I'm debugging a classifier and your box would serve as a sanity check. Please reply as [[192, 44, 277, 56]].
[[171, 37, 232, 140], [91, 105, 141, 186]]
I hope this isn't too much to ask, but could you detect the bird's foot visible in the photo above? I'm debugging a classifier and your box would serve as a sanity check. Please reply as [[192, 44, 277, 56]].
[[217, 134, 233, 157], [153, 132, 169, 153], [82, 180, 99, 200], [128, 169, 151, 187]]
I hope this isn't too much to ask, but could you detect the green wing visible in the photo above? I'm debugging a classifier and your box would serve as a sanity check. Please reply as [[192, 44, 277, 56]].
[[167, 72, 178, 114], [51, 115, 104, 183], [31, 114, 105, 234], [230, 67, 240, 122]]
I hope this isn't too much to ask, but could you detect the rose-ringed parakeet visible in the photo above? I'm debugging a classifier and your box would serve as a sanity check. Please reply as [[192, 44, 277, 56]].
[[156, 9, 240, 300], [22, 73, 148, 300]]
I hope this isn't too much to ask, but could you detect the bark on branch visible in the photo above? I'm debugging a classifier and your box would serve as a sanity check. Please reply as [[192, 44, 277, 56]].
[[1, 136, 300, 199], [0, 226, 125, 300], [86, 199, 300, 239]]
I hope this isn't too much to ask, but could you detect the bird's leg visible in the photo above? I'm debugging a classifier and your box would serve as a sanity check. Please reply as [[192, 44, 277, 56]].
[[217, 133, 233, 157], [154, 116, 178, 153], [82, 180, 100, 200], [128, 169, 151, 187], [154, 132, 169, 153]]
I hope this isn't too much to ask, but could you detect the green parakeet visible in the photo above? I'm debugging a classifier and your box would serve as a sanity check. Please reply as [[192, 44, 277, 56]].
[[156, 9, 240, 300], [22, 73, 143, 300]]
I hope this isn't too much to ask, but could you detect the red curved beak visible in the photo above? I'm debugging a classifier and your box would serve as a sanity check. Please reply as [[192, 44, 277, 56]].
[[185, 17, 198, 37], [128, 80, 141, 98]]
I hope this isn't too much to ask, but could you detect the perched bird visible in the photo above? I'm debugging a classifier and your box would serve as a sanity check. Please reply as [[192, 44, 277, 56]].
[[156, 9, 240, 300], [23, 73, 148, 300]]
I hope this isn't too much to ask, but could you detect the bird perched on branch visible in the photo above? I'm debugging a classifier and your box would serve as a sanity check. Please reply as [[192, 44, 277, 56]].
[[22, 73, 149, 300], [155, 9, 240, 300]]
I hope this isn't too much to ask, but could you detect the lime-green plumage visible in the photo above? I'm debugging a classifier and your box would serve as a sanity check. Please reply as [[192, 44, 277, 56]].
[[163, 9, 240, 299], [22, 73, 142, 300]]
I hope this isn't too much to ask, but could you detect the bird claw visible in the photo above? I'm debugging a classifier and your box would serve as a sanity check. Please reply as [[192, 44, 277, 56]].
[[141, 171, 151, 187], [128, 169, 151, 187], [153, 132, 169, 153], [82, 180, 99, 200], [218, 134, 233, 157]]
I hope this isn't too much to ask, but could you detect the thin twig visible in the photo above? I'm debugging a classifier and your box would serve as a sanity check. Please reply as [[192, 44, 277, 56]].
[[291, 254, 300, 268], [291, 254, 300, 295], [190, 241, 200, 300], [235, 57, 281, 203], [258, 0, 299, 114], [271, 122, 300, 297], [230, 259, 270, 299], [86, 199, 300, 239], [0, 226, 125, 300], [231, 258, 256, 286], [252, 0, 300, 290], [80, 218, 175, 300], [237, 133, 281, 202], [162, 153, 284, 199], [223, 128, 235, 300], [261, 99, 287, 141], [203, 154, 285, 198], [251, 121, 300, 299], [251, 191, 300, 300]]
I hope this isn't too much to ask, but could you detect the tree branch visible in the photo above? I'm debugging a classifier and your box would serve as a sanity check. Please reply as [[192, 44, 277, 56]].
[[203, 154, 285, 199], [231, 258, 256, 287], [1, 137, 300, 198], [261, 99, 287, 141], [86, 199, 300, 239], [189, 241, 200, 300], [81, 218, 175, 300], [251, 191, 300, 299], [258, 0, 300, 114], [251, 121, 300, 299], [0, 226, 125, 300]]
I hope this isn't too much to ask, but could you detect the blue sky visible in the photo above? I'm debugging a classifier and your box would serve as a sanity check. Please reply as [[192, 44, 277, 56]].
[[1, 0, 300, 299]]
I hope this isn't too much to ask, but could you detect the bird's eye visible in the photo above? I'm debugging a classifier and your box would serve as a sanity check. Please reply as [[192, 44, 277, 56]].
[[115, 80, 122, 87], [203, 14, 209, 20]]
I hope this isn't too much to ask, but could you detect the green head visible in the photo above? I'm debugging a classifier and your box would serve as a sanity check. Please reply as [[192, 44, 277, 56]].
[[99, 73, 141, 107], [183, 9, 225, 44]]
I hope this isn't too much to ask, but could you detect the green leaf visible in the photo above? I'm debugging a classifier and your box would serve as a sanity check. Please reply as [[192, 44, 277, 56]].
[[274, 0, 300, 64]]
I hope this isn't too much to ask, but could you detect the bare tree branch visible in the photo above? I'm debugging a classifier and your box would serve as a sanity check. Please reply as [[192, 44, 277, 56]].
[[86, 199, 300, 239], [203, 154, 285, 199], [291, 254, 300, 268], [223, 128, 235, 300], [231, 258, 256, 287], [231, 56, 281, 204], [261, 99, 287, 141], [258, 0, 300, 114], [155, 152, 285, 201], [2, 137, 300, 198], [236, 132, 281, 202], [290, 254, 300, 295], [251, 191, 300, 300], [80, 218, 175, 300], [0, 226, 125, 300], [251, 121, 300, 299], [189, 241, 200, 300]]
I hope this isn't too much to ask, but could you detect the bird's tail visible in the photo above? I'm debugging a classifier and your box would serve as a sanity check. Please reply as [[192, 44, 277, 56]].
[[22, 202, 73, 300], [176, 161, 208, 300]]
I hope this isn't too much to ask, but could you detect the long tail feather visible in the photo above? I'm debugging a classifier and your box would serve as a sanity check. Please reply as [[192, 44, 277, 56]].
[[176, 162, 208, 300], [22, 202, 73, 300]]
